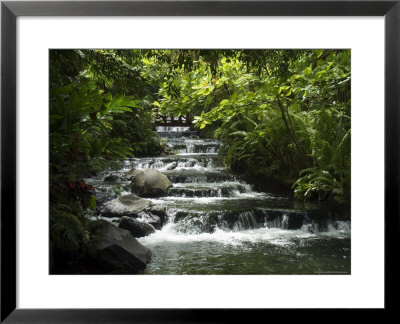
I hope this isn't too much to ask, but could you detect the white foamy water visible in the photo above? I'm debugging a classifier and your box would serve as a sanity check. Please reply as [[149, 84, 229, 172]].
[[138, 223, 316, 247], [156, 126, 191, 132], [159, 194, 274, 203], [171, 152, 219, 156]]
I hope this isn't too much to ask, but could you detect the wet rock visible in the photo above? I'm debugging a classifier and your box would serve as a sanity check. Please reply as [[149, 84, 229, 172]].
[[102, 194, 153, 217], [131, 169, 173, 197], [123, 169, 142, 181], [118, 216, 155, 238], [104, 174, 122, 183], [146, 205, 168, 225], [87, 220, 151, 274], [147, 214, 162, 230], [136, 211, 163, 230], [162, 162, 177, 170]]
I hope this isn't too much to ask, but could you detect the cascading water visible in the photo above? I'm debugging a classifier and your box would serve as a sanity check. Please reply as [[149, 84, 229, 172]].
[[87, 126, 351, 274]]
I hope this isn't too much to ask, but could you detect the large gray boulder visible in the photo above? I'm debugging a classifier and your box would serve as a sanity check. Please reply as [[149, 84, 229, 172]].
[[118, 216, 155, 238], [131, 169, 173, 197], [102, 194, 153, 217], [88, 221, 151, 274]]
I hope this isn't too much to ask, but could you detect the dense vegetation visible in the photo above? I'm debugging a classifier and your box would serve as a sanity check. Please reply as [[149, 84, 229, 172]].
[[150, 50, 350, 201], [49, 50, 166, 270], [49, 49, 350, 271]]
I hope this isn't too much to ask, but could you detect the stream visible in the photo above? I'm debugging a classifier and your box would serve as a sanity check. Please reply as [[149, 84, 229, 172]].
[[86, 126, 351, 275]]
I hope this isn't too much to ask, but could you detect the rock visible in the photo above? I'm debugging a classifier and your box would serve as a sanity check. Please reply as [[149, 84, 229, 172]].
[[136, 211, 163, 230], [147, 205, 167, 216], [131, 169, 173, 197], [147, 214, 162, 230], [123, 169, 142, 181], [87, 220, 151, 274], [104, 174, 122, 183], [161, 162, 177, 170], [102, 194, 153, 217], [146, 206, 168, 225], [118, 216, 155, 237]]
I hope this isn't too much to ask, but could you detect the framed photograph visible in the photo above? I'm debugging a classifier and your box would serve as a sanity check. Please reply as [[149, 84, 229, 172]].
[[1, 0, 397, 321]]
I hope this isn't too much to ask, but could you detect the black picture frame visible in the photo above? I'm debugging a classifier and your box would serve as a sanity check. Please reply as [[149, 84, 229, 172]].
[[1, 0, 398, 322]]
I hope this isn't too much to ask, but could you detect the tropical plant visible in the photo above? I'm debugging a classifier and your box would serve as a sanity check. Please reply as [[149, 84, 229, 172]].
[[153, 49, 351, 201]]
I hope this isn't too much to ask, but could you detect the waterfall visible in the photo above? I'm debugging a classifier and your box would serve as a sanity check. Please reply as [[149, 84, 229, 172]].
[[85, 125, 351, 274], [137, 127, 350, 236]]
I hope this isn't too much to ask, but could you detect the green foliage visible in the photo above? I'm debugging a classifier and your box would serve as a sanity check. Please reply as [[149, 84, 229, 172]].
[[49, 199, 107, 272], [49, 50, 168, 271], [50, 203, 88, 254], [110, 185, 124, 197], [153, 49, 351, 202], [50, 82, 134, 184], [292, 168, 344, 201]]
